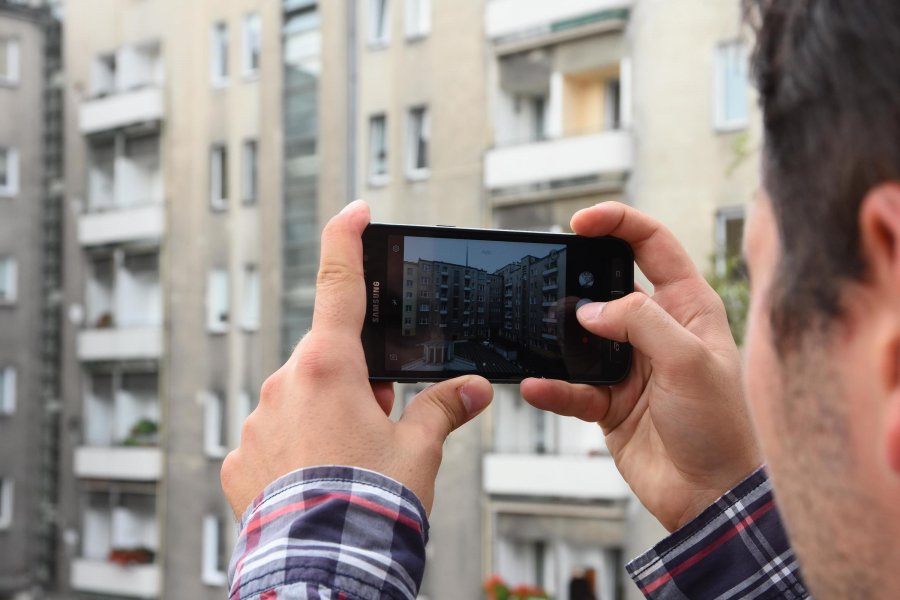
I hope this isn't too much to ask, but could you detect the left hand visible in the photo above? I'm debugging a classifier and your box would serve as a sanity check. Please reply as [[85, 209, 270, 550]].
[[221, 200, 494, 517]]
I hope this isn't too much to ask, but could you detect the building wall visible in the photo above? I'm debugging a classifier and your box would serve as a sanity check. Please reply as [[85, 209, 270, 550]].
[[0, 5, 47, 596]]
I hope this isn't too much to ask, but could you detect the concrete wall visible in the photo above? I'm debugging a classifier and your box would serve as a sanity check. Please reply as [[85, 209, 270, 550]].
[[0, 6, 46, 595]]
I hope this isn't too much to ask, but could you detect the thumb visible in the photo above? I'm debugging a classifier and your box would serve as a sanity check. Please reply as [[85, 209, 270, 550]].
[[399, 375, 493, 442], [576, 292, 702, 362]]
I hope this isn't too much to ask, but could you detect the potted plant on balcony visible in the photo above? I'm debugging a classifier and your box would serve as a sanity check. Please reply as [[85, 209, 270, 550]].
[[95, 311, 115, 329], [122, 418, 159, 447], [108, 546, 156, 566], [484, 575, 551, 600]]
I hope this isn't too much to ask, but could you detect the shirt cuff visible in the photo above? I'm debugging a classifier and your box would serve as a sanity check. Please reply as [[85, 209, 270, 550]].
[[228, 465, 429, 600], [626, 467, 809, 599]]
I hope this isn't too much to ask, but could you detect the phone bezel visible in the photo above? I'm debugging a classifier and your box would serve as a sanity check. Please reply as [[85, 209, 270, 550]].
[[362, 223, 634, 384]]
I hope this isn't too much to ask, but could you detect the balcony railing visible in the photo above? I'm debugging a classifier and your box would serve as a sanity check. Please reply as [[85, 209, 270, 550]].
[[483, 453, 629, 500], [74, 447, 162, 481], [77, 327, 163, 362], [79, 203, 164, 247], [71, 559, 160, 598], [485, 130, 633, 191], [80, 86, 164, 135], [486, 0, 632, 42]]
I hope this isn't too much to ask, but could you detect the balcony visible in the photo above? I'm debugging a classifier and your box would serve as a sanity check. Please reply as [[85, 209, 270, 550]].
[[74, 447, 162, 481], [542, 283, 558, 291], [71, 559, 160, 598], [77, 327, 162, 362], [79, 204, 164, 247], [486, 0, 632, 43], [483, 453, 629, 500], [485, 130, 632, 191], [80, 86, 164, 135]]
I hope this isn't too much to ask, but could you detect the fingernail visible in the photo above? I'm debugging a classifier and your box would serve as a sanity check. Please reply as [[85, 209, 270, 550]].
[[577, 302, 606, 322], [460, 382, 490, 416]]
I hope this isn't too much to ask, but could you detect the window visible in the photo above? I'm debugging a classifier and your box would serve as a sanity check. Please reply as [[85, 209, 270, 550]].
[[369, 0, 390, 45], [207, 269, 229, 333], [210, 145, 228, 210], [242, 140, 258, 204], [405, 0, 430, 39], [201, 514, 228, 585], [714, 41, 749, 131], [368, 114, 388, 183], [407, 106, 430, 177], [0, 478, 12, 530], [715, 207, 746, 276], [0, 367, 16, 415], [531, 96, 547, 142], [0, 257, 17, 303], [203, 392, 228, 458], [210, 22, 229, 86], [605, 79, 621, 130], [0, 147, 19, 197], [241, 265, 260, 331], [241, 14, 261, 77], [0, 38, 20, 86]]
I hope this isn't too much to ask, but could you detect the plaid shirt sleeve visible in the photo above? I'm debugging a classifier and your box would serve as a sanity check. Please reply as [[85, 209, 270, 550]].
[[626, 467, 810, 599], [227, 465, 429, 600]]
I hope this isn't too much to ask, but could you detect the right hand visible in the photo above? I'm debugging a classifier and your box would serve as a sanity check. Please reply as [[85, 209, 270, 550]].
[[521, 202, 761, 532]]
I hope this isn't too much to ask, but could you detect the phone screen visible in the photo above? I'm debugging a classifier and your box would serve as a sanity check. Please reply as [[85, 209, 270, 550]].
[[363, 225, 632, 384]]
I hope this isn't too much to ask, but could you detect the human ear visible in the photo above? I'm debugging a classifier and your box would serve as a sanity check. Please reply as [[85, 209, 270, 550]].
[[859, 185, 900, 473]]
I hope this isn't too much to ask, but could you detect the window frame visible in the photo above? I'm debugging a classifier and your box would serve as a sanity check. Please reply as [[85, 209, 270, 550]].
[[206, 268, 230, 334], [0, 256, 17, 304], [369, 0, 391, 47], [241, 13, 262, 79], [203, 392, 228, 459], [241, 264, 260, 331], [406, 106, 430, 180], [368, 113, 389, 185], [0, 366, 16, 416], [209, 144, 229, 210], [0, 38, 20, 86], [0, 146, 20, 198], [715, 206, 747, 276], [0, 478, 12, 530], [201, 513, 228, 586], [210, 22, 229, 87], [241, 139, 258, 205], [714, 40, 749, 132], [404, 0, 431, 40]]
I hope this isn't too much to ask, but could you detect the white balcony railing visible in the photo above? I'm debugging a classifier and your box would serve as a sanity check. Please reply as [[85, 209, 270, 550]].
[[483, 453, 630, 500], [74, 447, 162, 481], [77, 327, 163, 362], [70, 559, 160, 598], [484, 130, 633, 190], [80, 86, 164, 135], [79, 204, 165, 247], [486, 0, 632, 41]]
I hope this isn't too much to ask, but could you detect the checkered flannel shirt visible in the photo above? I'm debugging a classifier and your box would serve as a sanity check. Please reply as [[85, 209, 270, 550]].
[[229, 465, 810, 599]]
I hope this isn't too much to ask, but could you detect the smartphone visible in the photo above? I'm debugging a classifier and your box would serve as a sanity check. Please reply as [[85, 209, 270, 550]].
[[362, 224, 633, 384]]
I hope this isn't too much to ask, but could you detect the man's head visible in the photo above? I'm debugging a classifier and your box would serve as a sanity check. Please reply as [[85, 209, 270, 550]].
[[744, 0, 900, 598], [742, 0, 900, 596]]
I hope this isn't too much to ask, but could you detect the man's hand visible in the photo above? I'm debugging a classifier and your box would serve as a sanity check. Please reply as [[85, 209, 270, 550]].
[[221, 200, 493, 517], [521, 202, 761, 531]]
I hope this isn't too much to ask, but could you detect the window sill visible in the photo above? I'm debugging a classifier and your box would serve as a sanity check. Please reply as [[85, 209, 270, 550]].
[[367, 40, 390, 51], [0, 80, 19, 89], [406, 169, 430, 182], [0, 300, 17, 308], [405, 33, 429, 43], [241, 198, 258, 207], [241, 323, 259, 333], [210, 80, 230, 91], [0, 190, 18, 199], [241, 72, 260, 83], [204, 447, 228, 460], [207, 327, 228, 336], [368, 175, 391, 189], [202, 571, 227, 587], [714, 121, 747, 134], [209, 202, 229, 213]]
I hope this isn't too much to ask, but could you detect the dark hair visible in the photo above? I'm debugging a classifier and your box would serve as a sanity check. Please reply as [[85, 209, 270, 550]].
[[744, 0, 900, 348]]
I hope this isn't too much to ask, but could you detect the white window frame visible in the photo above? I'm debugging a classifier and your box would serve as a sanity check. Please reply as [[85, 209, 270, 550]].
[[0, 38, 20, 86], [369, 0, 390, 47], [715, 206, 747, 275], [241, 13, 262, 79], [714, 40, 749, 132], [241, 264, 260, 331], [206, 269, 230, 333], [210, 144, 228, 210], [0, 367, 16, 416], [0, 257, 17, 304], [368, 114, 389, 185], [405, 0, 430, 40], [203, 392, 228, 459], [0, 146, 19, 197], [210, 22, 229, 87], [241, 139, 258, 204], [0, 478, 11, 530], [201, 514, 227, 586], [406, 106, 430, 179]]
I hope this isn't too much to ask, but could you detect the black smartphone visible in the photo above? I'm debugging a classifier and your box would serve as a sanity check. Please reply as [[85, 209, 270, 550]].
[[361, 224, 633, 384]]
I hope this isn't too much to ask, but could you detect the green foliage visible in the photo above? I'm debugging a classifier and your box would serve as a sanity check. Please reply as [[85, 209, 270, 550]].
[[707, 257, 750, 346]]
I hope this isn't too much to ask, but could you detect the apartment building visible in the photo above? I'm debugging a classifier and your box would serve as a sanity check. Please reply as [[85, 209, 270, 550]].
[[0, 2, 62, 598], [480, 1, 759, 599], [59, 1, 281, 598]]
